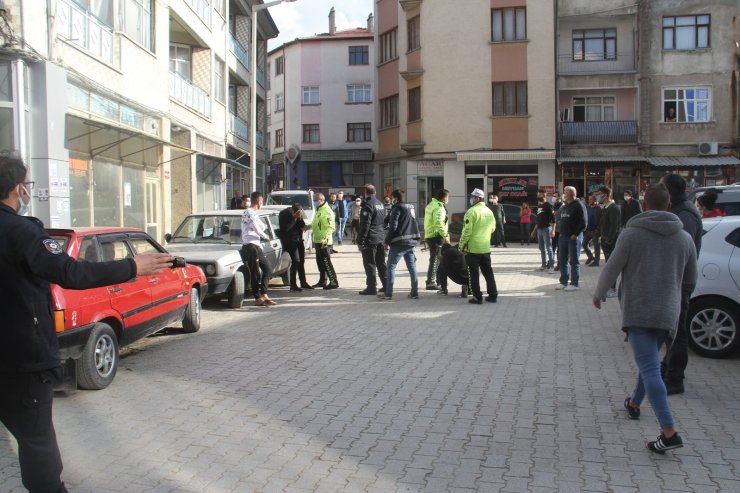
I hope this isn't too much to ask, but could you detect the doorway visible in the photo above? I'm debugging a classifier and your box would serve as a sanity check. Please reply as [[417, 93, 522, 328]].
[[145, 180, 160, 241], [418, 176, 445, 219]]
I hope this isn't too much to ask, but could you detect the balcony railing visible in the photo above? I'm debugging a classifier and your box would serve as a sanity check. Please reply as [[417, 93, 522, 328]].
[[560, 120, 638, 144], [169, 72, 211, 118], [257, 130, 264, 149], [229, 113, 249, 141], [56, 0, 113, 63], [184, 0, 211, 27], [229, 35, 250, 68], [558, 52, 636, 75], [257, 66, 266, 89]]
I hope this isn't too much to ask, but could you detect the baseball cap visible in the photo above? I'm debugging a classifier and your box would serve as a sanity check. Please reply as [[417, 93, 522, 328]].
[[470, 188, 485, 199]]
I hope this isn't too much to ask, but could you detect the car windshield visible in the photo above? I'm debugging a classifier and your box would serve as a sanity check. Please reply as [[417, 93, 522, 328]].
[[266, 193, 311, 207], [170, 215, 246, 244]]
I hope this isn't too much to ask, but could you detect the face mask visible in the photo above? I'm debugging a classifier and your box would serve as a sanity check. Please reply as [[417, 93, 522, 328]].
[[469, 198, 475, 206], [548, 197, 555, 204], [355, 200, 361, 205], [16, 184, 30, 216], [624, 195, 630, 201], [596, 195, 605, 204], [391, 199, 398, 205]]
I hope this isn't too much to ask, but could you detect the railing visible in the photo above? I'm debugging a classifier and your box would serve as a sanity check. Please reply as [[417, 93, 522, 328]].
[[169, 72, 211, 118], [558, 52, 636, 75], [184, 0, 211, 27], [256, 130, 264, 149], [257, 66, 266, 89], [229, 113, 249, 141], [229, 35, 250, 68], [56, 0, 113, 63], [560, 120, 638, 144]]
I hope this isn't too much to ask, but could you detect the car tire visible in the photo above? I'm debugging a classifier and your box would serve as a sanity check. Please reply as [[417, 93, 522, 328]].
[[227, 270, 245, 308], [76, 323, 118, 390], [688, 297, 740, 358], [182, 288, 201, 333]]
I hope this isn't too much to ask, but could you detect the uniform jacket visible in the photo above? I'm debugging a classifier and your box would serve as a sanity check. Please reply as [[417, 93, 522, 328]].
[[311, 202, 335, 245], [358, 196, 386, 246], [423, 198, 449, 239], [460, 202, 495, 254], [0, 203, 136, 374], [385, 203, 421, 246]]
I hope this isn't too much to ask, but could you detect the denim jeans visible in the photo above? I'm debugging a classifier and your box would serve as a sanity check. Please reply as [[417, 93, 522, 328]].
[[628, 327, 674, 429], [537, 227, 553, 268], [385, 244, 418, 298], [337, 218, 347, 243], [558, 233, 582, 287]]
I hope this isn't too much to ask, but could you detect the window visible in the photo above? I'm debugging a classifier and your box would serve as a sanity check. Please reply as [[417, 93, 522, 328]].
[[408, 87, 421, 122], [572, 96, 615, 121], [380, 28, 398, 63], [275, 129, 284, 148], [302, 124, 320, 143], [492, 82, 527, 116], [663, 15, 710, 50], [349, 46, 369, 65], [275, 93, 284, 112], [71, 0, 113, 26], [347, 83, 371, 103], [491, 7, 526, 42], [663, 87, 711, 123], [57, 0, 114, 61], [380, 95, 399, 129], [572, 29, 616, 61], [341, 162, 374, 187], [302, 86, 320, 105], [408, 16, 420, 51], [347, 123, 371, 142], [228, 85, 236, 114], [169, 44, 191, 80], [275, 56, 284, 75], [122, 0, 153, 50], [214, 58, 224, 103]]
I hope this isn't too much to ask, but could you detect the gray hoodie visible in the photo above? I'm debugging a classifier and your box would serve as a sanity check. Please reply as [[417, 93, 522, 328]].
[[594, 210, 697, 333]]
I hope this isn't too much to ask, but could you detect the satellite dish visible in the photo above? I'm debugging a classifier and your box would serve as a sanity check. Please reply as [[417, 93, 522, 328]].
[[287, 145, 300, 163]]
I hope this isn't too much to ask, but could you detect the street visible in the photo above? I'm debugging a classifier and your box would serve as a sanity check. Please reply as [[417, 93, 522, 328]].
[[2, 245, 740, 492]]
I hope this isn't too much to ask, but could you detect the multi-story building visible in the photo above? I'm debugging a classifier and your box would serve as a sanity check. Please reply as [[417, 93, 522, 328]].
[[268, 8, 375, 197], [374, 0, 557, 215], [557, 0, 740, 199], [0, 0, 277, 241]]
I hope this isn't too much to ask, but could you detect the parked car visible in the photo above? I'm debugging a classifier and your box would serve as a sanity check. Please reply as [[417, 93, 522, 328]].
[[688, 216, 740, 357], [687, 184, 740, 216], [165, 209, 291, 308], [448, 203, 536, 244], [48, 227, 207, 390], [263, 189, 314, 250]]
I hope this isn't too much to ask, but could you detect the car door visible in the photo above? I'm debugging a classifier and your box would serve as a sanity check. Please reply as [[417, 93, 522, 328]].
[[265, 213, 290, 273], [260, 213, 282, 274]]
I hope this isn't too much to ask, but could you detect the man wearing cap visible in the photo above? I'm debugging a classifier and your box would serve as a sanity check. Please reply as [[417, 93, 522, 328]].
[[459, 188, 498, 304]]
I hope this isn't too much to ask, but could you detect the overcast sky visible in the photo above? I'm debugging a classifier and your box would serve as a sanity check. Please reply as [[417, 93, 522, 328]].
[[267, 0, 374, 50]]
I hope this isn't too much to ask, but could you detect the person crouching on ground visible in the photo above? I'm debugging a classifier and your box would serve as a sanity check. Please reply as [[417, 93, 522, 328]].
[[436, 241, 469, 298]]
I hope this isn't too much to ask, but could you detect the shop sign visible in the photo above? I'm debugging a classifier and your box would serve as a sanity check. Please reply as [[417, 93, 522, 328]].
[[493, 177, 539, 200], [417, 161, 444, 176]]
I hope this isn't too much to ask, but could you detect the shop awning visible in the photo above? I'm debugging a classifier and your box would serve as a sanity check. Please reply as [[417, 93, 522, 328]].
[[648, 156, 740, 167], [457, 150, 556, 161], [558, 156, 647, 163]]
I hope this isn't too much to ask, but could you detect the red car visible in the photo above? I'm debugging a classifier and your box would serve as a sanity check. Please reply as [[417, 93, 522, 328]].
[[47, 227, 207, 390]]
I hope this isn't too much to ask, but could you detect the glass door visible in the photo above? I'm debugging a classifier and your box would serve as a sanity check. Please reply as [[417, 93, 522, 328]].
[[145, 180, 160, 241]]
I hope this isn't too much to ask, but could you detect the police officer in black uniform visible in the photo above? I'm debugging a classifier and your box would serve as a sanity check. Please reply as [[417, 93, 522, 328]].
[[0, 155, 174, 493], [357, 184, 387, 295]]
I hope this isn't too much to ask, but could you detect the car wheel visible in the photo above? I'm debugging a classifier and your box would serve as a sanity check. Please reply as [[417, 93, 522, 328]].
[[227, 270, 245, 308], [688, 297, 740, 358], [182, 288, 201, 333], [76, 323, 118, 390]]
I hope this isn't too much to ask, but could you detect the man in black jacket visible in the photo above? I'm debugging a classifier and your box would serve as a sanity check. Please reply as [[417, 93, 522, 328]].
[[357, 184, 387, 295], [554, 186, 586, 291], [621, 190, 642, 227], [0, 155, 173, 493], [278, 204, 313, 291]]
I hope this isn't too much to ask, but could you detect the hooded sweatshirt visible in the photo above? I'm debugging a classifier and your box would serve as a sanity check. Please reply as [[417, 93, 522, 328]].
[[594, 210, 697, 333]]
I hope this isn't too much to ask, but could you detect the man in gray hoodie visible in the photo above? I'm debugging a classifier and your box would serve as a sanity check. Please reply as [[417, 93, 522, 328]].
[[593, 183, 697, 454]]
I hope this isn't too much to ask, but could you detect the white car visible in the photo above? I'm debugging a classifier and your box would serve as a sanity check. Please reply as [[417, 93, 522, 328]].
[[688, 216, 740, 357]]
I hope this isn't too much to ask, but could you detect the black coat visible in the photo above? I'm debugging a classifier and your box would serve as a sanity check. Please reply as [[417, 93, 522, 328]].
[[278, 207, 305, 245], [0, 203, 136, 374], [358, 196, 387, 246]]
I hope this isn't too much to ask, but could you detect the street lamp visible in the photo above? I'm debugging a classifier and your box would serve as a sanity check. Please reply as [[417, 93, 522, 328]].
[[251, 0, 297, 193]]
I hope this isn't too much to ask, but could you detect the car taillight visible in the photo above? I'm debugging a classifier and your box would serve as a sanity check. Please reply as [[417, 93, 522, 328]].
[[54, 310, 65, 333]]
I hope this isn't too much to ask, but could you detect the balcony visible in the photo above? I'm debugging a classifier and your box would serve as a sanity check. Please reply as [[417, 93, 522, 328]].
[[184, 0, 211, 27], [56, 0, 113, 63], [169, 72, 211, 118], [257, 130, 264, 149], [558, 52, 636, 75], [560, 121, 638, 145], [400, 0, 422, 11], [229, 113, 249, 141], [257, 66, 266, 89], [229, 35, 250, 68]]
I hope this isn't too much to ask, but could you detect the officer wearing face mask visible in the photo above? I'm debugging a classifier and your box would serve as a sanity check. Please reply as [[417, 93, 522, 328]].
[[0, 155, 174, 493]]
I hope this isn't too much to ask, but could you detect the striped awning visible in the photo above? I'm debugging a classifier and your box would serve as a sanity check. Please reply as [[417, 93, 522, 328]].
[[558, 156, 647, 163], [456, 150, 556, 161], [648, 156, 740, 167]]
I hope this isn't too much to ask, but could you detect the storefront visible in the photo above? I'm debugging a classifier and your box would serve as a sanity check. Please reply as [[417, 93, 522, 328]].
[[647, 157, 739, 191]]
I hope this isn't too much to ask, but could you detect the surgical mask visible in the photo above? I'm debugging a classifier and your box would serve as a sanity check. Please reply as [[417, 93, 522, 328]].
[[17, 184, 30, 216], [596, 194, 605, 204], [469, 198, 475, 206], [624, 195, 630, 201], [548, 197, 555, 205], [355, 200, 361, 205]]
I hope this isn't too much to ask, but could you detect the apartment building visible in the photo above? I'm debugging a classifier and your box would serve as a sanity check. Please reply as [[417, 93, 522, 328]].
[[0, 0, 277, 241], [557, 0, 740, 199], [374, 0, 557, 215], [267, 8, 375, 197]]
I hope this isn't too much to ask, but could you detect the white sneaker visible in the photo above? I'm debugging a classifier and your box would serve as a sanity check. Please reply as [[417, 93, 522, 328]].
[[564, 285, 579, 292], [555, 284, 567, 290], [548, 266, 555, 274], [606, 288, 618, 298]]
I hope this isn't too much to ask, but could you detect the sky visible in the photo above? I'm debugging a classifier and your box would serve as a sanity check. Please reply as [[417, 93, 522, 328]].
[[266, 0, 374, 50]]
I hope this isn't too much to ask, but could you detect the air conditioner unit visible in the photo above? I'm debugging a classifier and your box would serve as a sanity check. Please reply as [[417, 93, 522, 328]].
[[697, 141, 719, 156]]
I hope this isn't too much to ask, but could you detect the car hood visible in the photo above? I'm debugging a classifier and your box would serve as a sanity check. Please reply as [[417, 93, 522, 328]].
[[166, 243, 241, 263]]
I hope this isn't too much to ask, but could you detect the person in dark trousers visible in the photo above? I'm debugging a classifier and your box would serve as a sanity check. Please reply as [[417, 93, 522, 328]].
[[553, 186, 586, 291], [380, 189, 421, 301], [531, 189, 555, 272], [305, 193, 338, 289], [278, 204, 313, 291], [660, 174, 702, 395], [621, 190, 642, 227], [461, 189, 497, 304], [584, 194, 602, 266], [435, 242, 469, 298], [551, 191, 563, 261], [229, 189, 242, 210], [335, 191, 349, 244], [423, 188, 449, 290], [0, 155, 174, 493], [240, 191, 276, 306], [357, 184, 387, 295], [488, 194, 507, 247]]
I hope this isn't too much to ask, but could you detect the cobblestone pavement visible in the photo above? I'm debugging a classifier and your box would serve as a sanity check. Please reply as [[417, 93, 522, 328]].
[[2, 244, 740, 492]]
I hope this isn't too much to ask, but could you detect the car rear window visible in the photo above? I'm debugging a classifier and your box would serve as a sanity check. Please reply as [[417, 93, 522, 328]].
[[170, 215, 244, 244], [266, 194, 311, 207]]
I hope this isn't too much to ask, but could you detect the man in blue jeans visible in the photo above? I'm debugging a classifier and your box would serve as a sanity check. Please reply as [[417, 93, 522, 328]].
[[379, 189, 420, 301], [531, 189, 555, 273], [554, 186, 585, 292], [593, 183, 697, 453]]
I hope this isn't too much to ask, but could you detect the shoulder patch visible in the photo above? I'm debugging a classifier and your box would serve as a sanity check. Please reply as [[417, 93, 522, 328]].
[[43, 238, 63, 255]]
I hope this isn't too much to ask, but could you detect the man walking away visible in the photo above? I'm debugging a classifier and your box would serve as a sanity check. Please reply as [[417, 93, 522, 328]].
[[488, 194, 507, 247], [436, 241, 469, 298], [278, 204, 313, 291], [305, 193, 338, 289], [593, 183, 697, 453], [380, 189, 421, 301], [336, 191, 349, 245], [553, 186, 585, 292], [531, 189, 555, 272], [460, 188, 497, 304], [241, 191, 276, 306], [357, 184, 387, 295], [424, 188, 449, 290], [584, 194, 602, 266], [597, 186, 620, 298], [660, 173, 702, 395]]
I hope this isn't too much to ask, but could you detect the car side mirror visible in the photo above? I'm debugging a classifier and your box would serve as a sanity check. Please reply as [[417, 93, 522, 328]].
[[170, 256, 187, 268], [164, 233, 172, 243]]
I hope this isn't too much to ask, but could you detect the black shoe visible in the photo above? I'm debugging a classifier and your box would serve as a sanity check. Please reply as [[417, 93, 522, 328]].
[[647, 433, 683, 453], [665, 381, 685, 395], [425, 283, 441, 291], [624, 397, 640, 420], [290, 286, 302, 292], [312, 281, 326, 288], [324, 283, 339, 290], [469, 298, 483, 305], [589, 262, 600, 267], [485, 295, 497, 303], [437, 288, 448, 295], [300, 284, 315, 290], [358, 288, 377, 295]]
